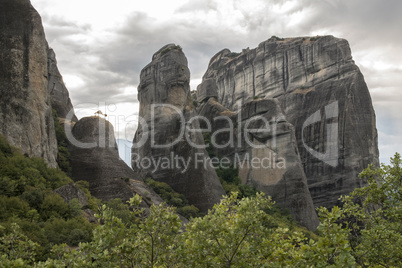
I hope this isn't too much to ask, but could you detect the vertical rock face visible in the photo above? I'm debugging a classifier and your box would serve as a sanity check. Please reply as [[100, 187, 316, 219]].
[[132, 44, 225, 212], [48, 48, 78, 122], [202, 36, 379, 208], [70, 116, 163, 207], [0, 0, 58, 167], [197, 79, 319, 230]]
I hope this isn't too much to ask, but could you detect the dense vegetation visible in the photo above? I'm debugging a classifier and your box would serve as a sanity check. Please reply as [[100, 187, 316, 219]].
[[1, 133, 401, 266], [144, 178, 201, 219], [0, 135, 95, 262]]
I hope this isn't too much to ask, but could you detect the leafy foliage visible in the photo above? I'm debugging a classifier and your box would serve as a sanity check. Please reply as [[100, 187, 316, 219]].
[[0, 135, 95, 261], [1, 131, 400, 267], [340, 153, 402, 267], [0, 223, 39, 266], [74, 180, 100, 210], [144, 178, 202, 219]]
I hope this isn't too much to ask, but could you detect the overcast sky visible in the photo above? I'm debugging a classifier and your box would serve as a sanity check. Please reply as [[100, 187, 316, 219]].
[[30, 0, 402, 164]]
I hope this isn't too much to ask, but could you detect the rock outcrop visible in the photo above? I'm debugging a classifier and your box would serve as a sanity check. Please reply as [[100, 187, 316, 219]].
[[201, 36, 379, 208], [48, 48, 78, 123], [197, 79, 319, 230], [54, 182, 89, 208], [70, 116, 163, 208], [0, 0, 58, 167], [132, 44, 225, 213]]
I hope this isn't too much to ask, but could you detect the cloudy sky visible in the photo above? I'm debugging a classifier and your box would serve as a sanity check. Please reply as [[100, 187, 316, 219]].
[[30, 0, 402, 164]]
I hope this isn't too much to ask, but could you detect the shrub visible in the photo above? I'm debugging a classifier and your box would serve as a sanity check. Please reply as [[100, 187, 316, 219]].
[[0, 135, 12, 156], [40, 194, 70, 220]]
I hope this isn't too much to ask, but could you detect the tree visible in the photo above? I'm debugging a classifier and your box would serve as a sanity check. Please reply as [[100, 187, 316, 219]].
[[341, 152, 402, 267], [0, 223, 39, 266], [182, 192, 274, 267], [42, 195, 182, 267]]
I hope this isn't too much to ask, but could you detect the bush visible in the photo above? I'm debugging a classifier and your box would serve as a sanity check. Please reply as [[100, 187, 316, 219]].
[[40, 193, 70, 220], [0, 136, 98, 261], [0, 135, 12, 156], [75, 180, 100, 210], [177, 205, 200, 219], [103, 198, 139, 226], [144, 178, 203, 218], [43, 217, 93, 246], [20, 189, 45, 211], [0, 196, 30, 221]]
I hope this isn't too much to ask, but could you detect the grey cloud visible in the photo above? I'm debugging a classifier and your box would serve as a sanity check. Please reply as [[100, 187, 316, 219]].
[[92, 11, 249, 88], [41, 14, 91, 43], [34, 0, 402, 162], [176, 0, 218, 13]]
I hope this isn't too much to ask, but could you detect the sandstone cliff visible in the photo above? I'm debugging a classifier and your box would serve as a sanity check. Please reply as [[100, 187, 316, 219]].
[[132, 44, 225, 213], [0, 0, 58, 167], [70, 116, 163, 208], [201, 36, 379, 208]]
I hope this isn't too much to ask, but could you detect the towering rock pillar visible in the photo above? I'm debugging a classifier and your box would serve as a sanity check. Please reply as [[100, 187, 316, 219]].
[[0, 0, 58, 167], [202, 36, 379, 208], [197, 79, 319, 230], [132, 44, 225, 212]]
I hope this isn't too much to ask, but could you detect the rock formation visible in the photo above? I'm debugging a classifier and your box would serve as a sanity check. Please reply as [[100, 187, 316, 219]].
[[132, 44, 225, 213], [201, 36, 379, 208], [70, 116, 163, 208], [197, 79, 319, 230], [0, 0, 58, 167], [54, 182, 89, 208], [48, 48, 78, 123]]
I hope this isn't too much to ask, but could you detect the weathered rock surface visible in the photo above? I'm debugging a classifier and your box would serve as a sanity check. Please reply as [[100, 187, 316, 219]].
[[132, 44, 225, 213], [202, 36, 379, 208], [197, 82, 319, 230], [196, 78, 219, 103], [48, 48, 78, 122], [54, 182, 89, 208], [70, 116, 163, 208], [0, 0, 58, 167]]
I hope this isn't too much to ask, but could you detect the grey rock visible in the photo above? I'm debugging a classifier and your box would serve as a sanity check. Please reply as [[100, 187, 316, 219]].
[[70, 116, 162, 208], [132, 44, 225, 213], [83, 209, 97, 223], [0, 0, 58, 167], [54, 182, 89, 208], [202, 36, 379, 208], [196, 78, 219, 103], [197, 91, 319, 230], [47, 48, 78, 122]]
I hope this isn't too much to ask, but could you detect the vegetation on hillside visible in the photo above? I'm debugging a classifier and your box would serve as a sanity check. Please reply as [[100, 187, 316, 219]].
[[144, 178, 202, 219], [1, 132, 400, 266], [0, 135, 95, 262]]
